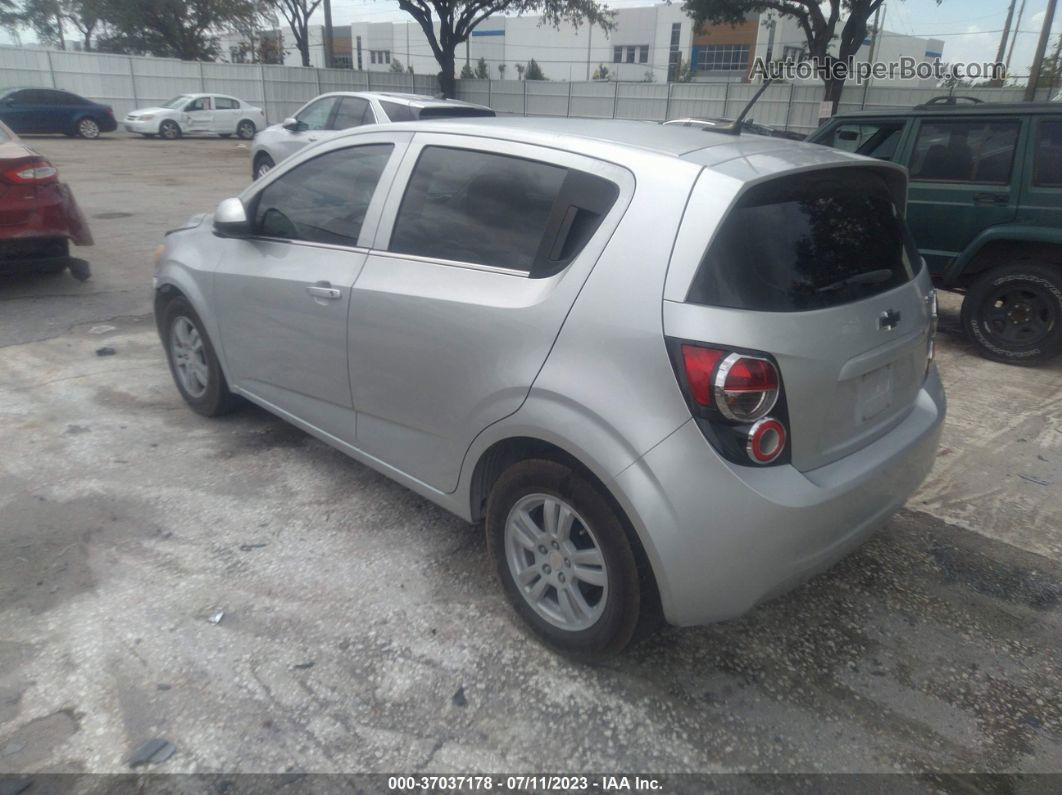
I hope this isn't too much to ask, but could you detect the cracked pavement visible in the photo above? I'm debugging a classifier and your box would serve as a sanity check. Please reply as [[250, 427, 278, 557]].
[[0, 136, 1060, 779]]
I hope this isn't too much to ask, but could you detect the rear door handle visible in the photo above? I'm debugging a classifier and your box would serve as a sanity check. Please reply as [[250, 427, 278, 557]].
[[972, 192, 1009, 205], [306, 282, 341, 300]]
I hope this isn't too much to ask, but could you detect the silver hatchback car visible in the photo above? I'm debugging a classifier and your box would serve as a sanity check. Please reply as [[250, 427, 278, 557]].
[[154, 118, 945, 658]]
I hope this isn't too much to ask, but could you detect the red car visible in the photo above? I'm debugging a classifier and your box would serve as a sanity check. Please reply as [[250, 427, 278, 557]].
[[0, 120, 92, 275]]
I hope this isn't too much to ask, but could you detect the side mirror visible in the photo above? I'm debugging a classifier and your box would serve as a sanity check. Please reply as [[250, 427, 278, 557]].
[[213, 197, 251, 237], [282, 116, 304, 131]]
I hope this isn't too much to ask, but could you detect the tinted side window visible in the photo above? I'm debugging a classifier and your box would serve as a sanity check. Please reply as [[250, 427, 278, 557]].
[[910, 119, 1019, 184], [688, 170, 919, 312], [214, 97, 239, 110], [379, 100, 415, 122], [295, 97, 337, 130], [253, 144, 393, 246], [332, 97, 370, 129], [389, 147, 567, 271], [1034, 120, 1062, 187]]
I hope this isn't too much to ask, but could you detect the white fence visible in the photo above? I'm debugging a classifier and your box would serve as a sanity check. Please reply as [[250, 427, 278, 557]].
[[455, 79, 1057, 135], [0, 45, 440, 123], [2, 45, 1056, 134]]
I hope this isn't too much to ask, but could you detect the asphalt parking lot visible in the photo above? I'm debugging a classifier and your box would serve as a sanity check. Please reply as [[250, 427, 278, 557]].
[[1, 134, 1060, 780]]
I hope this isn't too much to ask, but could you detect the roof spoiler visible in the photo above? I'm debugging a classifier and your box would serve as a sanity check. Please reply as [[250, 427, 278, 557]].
[[713, 79, 774, 136]]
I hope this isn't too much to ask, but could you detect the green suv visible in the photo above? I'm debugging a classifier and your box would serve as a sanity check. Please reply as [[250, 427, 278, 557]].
[[809, 99, 1062, 366]]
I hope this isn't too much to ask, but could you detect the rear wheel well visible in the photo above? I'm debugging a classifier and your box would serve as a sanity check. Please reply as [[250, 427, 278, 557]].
[[957, 241, 1062, 287], [469, 436, 662, 623]]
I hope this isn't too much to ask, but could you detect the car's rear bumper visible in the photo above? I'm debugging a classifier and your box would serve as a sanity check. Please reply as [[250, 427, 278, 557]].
[[612, 367, 946, 627], [0, 182, 93, 252], [97, 116, 118, 133]]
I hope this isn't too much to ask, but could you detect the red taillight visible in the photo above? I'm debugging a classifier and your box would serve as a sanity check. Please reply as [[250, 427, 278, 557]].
[[680, 344, 726, 406], [2, 159, 58, 185], [746, 418, 787, 464], [714, 353, 779, 422]]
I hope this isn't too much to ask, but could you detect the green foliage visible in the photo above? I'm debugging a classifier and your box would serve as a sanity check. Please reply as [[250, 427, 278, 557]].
[[390, 56, 405, 73], [525, 57, 545, 80], [497, 63, 506, 78], [474, 55, 489, 79], [591, 63, 609, 80], [460, 61, 475, 79], [95, 0, 257, 61]]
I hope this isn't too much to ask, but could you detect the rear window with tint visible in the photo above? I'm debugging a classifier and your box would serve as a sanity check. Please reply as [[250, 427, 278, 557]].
[[379, 101, 415, 122], [687, 170, 920, 312]]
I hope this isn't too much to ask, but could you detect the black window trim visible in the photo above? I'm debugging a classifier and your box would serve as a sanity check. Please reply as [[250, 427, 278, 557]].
[[1032, 118, 1062, 189], [382, 144, 621, 279], [242, 141, 396, 251]]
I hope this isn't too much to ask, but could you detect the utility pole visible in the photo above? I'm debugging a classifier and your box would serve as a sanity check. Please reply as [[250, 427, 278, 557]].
[[868, 3, 883, 66], [1006, 0, 1028, 74], [995, 0, 1017, 66], [1025, 0, 1058, 101], [323, 0, 334, 68]]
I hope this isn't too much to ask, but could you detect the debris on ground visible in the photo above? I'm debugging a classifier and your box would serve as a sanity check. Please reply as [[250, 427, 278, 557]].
[[1019, 474, 1051, 486], [95, 346, 116, 357], [239, 543, 268, 551], [207, 610, 224, 625], [291, 661, 315, 670], [126, 738, 176, 768], [452, 685, 467, 707], [89, 325, 116, 335]]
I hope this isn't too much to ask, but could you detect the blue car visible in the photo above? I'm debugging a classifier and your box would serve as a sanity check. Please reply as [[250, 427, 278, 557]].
[[0, 87, 117, 139]]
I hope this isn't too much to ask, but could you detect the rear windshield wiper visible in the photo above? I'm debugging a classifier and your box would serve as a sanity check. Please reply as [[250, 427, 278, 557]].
[[815, 269, 894, 294]]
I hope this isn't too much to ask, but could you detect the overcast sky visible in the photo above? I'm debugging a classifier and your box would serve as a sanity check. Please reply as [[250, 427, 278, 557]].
[[2, 0, 1059, 78]]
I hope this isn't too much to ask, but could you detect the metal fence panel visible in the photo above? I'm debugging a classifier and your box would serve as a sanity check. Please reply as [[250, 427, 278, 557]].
[[202, 62, 265, 106], [0, 47, 55, 88], [569, 81, 614, 118], [525, 81, 569, 117], [615, 83, 668, 120], [454, 78, 490, 107], [484, 79, 524, 115]]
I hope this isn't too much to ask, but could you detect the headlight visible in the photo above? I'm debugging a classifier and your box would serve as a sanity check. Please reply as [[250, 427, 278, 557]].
[[139, 114, 154, 120]]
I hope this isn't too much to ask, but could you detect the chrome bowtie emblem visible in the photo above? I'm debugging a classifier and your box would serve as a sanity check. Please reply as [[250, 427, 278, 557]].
[[879, 309, 901, 331]]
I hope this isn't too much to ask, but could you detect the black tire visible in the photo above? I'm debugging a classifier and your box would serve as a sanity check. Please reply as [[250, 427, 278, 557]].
[[160, 296, 241, 417], [159, 120, 181, 140], [75, 116, 100, 139], [961, 261, 1062, 366], [486, 459, 649, 660], [236, 120, 256, 140], [253, 153, 275, 180]]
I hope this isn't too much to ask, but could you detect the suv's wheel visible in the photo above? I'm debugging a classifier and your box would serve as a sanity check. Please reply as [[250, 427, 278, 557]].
[[253, 153, 275, 180], [161, 296, 241, 416], [236, 120, 256, 140], [486, 459, 645, 659], [961, 262, 1062, 366], [76, 117, 100, 139], [159, 120, 181, 140]]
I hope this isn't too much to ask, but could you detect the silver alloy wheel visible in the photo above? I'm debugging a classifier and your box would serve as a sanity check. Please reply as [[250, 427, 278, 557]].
[[237, 120, 255, 139], [254, 158, 273, 179], [160, 121, 179, 140], [78, 118, 99, 138], [169, 316, 209, 398], [504, 493, 608, 631]]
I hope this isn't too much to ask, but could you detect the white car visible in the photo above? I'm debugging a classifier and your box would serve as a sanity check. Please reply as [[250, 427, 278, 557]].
[[123, 94, 266, 141], [249, 91, 493, 179]]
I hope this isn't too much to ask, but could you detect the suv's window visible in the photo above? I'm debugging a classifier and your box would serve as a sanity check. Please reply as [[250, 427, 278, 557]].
[[379, 100, 415, 122], [687, 170, 920, 312], [296, 97, 337, 130], [389, 147, 567, 271], [253, 144, 393, 246], [1034, 120, 1062, 188], [214, 97, 239, 110], [910, 119, 1020, 184], [332, 97, 371, 129], [821, 121, 905, 161]]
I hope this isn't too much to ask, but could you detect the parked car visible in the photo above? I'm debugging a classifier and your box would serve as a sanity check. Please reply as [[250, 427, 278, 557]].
[[0, 120, 92, 274], [154, 118, 944, 658], [123, 94, 266, 141], [0, 87, 116, 139], [250, 91, 494, 179], [808, 100, 1062, 365], [664, 117, 806, 141]]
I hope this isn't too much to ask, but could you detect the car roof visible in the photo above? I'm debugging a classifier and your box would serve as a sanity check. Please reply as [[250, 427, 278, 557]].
[[339, 116, 869, 171], [830, 101, 1061, 121], [316, 91, 487, 110]]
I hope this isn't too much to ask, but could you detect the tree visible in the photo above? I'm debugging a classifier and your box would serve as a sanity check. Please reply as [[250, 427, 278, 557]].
[[15, 0, 67, 49], [682, 0, 940, 114], [460, 61, 474, 78], [96, 0, 256, 60], [591, 63, 609, 80], [271, 0, 322, 67], [391, 56, 405, 73], [524, 57, 545, 79], [515, 63, 525, 80], [497, 62, 506, 78], [395, 1, 613, 98], [474, 55, 489, 78]]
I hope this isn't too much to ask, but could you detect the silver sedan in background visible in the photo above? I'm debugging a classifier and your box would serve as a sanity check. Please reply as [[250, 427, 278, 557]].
[[249, 91, 494, 179]]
